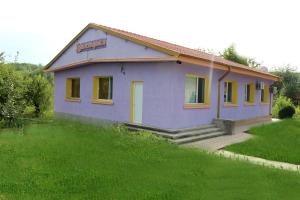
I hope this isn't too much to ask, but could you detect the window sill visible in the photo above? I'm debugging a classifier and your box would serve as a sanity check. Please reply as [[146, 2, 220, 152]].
[[184, 103, 210, 109], [92, 99, 113, 105], [224, 103, 239, 107], [244, 102, 256, 106], [65, 97, 81, 102]]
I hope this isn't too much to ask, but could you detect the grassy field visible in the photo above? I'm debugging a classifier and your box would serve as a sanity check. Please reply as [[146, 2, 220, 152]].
[[226, 119, 300, 164], [0, 119, 300, 199]]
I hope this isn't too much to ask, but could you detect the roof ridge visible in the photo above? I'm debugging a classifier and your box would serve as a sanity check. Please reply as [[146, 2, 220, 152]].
[[91, 23, 261, 71], [95, 23, 218, 56]]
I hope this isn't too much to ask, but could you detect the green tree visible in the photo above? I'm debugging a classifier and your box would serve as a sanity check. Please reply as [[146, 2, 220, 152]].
[[272, 66, 300, 104], [25, 74, 52, 116], [196, 45, 262, 68], [221, 45, 249, 66], [0, 64, 26, 127]]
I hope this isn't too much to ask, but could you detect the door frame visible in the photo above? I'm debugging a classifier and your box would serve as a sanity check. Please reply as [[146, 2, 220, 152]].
[[130, 81, 144, 123]]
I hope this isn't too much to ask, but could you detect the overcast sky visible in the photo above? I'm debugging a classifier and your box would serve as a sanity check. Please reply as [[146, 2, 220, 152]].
[[1, 0, 299, 71]]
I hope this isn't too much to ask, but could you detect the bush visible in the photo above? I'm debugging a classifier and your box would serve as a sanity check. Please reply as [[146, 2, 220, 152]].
[[295, 106, 300, 117], [278, 106, 295, 119], [272, 96, 294, 118]]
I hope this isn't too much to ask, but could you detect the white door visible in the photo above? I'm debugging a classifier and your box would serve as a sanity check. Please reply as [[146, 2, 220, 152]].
[[132, 82, 143, 124]]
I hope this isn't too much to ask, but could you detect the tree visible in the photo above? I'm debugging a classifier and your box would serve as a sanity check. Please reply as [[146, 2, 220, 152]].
[[221, 45, 249, 66], [196, 45, 262, 68], [0, 64, 26, 127], [272, 66, 300, 104], [25, 74, 52, 116]]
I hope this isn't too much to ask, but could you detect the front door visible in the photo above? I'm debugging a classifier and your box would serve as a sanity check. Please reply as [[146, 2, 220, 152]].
[[131, 81, 143, 124]]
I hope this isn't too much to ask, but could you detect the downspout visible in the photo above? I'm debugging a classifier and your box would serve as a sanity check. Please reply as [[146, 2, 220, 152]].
[[217, 66, 231, 118]]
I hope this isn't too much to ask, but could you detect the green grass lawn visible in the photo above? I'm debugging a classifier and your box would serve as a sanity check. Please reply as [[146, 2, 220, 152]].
[[1, 119, 300, 200], [225, 118, 300, 164]]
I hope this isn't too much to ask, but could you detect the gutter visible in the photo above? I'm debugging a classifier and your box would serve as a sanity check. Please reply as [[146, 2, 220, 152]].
[[217, 66, 231, 118]]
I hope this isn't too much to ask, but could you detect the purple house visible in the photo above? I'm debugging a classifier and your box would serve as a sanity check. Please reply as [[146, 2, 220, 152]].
[[45, 23, 280, 143]]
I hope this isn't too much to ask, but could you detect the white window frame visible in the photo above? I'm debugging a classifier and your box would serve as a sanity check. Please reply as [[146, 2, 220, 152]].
[[184, 75, 206, 104], [224, 81, 233, 103]]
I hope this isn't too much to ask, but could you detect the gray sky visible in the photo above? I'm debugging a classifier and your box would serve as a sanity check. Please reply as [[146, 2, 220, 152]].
[[1, 0, 299, 71]]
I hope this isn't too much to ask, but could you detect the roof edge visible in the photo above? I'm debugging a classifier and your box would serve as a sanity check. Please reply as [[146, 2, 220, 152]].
[[178, 55, 280, 81], [44, 57, 178, 72], [44, 23, 179, 70]]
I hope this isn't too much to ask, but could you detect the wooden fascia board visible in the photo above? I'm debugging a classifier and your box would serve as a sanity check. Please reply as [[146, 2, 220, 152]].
[[44, 57, 178, 72], [178, 55, 280, 81]]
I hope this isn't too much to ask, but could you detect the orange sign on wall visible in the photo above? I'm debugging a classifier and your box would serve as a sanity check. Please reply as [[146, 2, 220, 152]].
[[76, 39, 107, 53]]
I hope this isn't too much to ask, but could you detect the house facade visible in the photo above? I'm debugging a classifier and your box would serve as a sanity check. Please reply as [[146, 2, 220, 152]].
[[45, 23, 280, 130]]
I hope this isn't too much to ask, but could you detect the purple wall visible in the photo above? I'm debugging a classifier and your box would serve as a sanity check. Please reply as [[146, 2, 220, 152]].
[[54, 62, 273, 129], [50, 28, 168, 69], [165, 63, 272, 128], [51, 26, 273, 129], [54, 62, 176, 128]]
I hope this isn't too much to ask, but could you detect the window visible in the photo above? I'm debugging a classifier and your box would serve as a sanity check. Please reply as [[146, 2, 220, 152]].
[[244, 83, 255, 104], [66, 78, 80, 100], [184, 75, 210, 107], [93, 76, 113, 104], [224, 81, 232, 103], [261, 83, 269, 103], [224, 80, 238, 105]]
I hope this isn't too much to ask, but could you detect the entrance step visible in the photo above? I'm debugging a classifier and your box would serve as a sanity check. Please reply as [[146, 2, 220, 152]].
[[173, 131, 226, 144], [125, 123, 227, 144], [157, 127, 222, 139]]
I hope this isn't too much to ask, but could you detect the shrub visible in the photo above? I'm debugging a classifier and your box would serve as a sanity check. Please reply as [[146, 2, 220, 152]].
[[295, 106, 300, 118], [272, 96, 294, 118], [278, 106, 295, 119]]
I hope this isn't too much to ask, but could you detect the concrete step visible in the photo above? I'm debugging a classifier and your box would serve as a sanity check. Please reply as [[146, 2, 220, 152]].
[[124, 123, 217, 134], [175, 124, 217, 133], [157, 127, 222, 139], [173, 131, 226, 144]]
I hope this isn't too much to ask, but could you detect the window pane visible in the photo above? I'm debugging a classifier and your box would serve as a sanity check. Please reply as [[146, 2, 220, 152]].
[[185, 77, 197, 103], [245, 84, 250, 102], [244, 85, 247, 102], [261, 89, 264, 102], [197, 78, 205, 103], [228, 82, 232, 102], [247, 84, 250, 102], [71, 79, 80, 98], [99, 77, 113, 100], [224, 82, 227, 102], [108, 77, 113, 99], [225, 82, 233, 103]]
